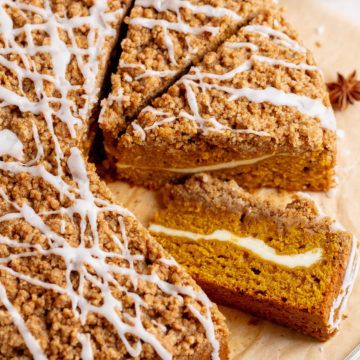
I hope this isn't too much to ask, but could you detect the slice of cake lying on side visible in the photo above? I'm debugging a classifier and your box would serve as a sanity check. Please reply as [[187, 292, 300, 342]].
[[104, 9, 337, 191], [99, 0, 274, 135], [149, 175, 359, 341], [0, 1, 228, 358]]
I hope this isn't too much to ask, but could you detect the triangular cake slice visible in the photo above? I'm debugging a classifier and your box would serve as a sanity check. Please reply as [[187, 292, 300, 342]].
[[99, 0, 274, 135], [0, 1, 228, 358], [105, 9, 337, 191], [150, 174, 359, 341]]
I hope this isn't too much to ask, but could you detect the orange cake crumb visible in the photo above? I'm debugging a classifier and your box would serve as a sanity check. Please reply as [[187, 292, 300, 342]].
[[150, 175, 359, 341], [104, 8, 336, 191]]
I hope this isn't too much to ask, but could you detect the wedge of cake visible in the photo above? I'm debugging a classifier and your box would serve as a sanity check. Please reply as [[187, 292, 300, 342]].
[[105, 9, 337, 191], [99, 0, 274, 135], [149, 175, 359, 341], [0, 1, 228, 358]]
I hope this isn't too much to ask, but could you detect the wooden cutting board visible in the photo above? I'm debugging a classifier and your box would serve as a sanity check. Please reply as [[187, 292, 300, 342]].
[[106, 1, 360, 358]]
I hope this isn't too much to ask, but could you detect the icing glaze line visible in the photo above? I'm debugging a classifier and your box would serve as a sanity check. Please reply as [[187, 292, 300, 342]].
[[132, 30, 335, 139], [0, 0, 221, 358], [328, 236, 360, 330]]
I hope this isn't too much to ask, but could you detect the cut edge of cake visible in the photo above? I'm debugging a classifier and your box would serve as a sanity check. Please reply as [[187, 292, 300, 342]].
[[102, 7, 337, 192], [149, 174, 359, 341], [0, 1, 229, 358]]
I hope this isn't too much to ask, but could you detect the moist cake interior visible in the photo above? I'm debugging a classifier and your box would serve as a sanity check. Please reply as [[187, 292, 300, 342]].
[[101, 8, 336, 192], [150, 175, 359, 341]]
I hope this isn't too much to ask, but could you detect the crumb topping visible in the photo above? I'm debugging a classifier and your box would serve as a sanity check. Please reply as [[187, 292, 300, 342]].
[[152, 174, 358, 333], [0, 1, 227, 359], [99, 0, 273, 135], [120, 10, 335, 154]]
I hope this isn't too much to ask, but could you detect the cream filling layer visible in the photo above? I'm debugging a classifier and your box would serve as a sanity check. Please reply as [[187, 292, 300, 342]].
[[149, 224, 323, 268], [116, 153, 284, 174]]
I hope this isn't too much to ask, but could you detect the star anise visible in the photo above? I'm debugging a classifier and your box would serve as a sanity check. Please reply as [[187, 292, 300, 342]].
[[327, 71, 360, 111]]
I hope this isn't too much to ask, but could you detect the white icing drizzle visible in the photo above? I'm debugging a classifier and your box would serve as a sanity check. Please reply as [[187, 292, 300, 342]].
[[149, 225, 323, 268], [159, 257, 178, 266], [124, 74, 133, 82], [77, 333, 94, 360], [137, 0, 241, 21], [128, 18, 215, 66], [152, 320, 168, 333], [0, 129, 24, 160], [133, 26, 335, 141], [328, 236, 360, 330], [0, 1, 221, 359], [130, 0, 242, 65], [99, 61, 177, 120], [252, 54, 318, 71], [224, 41, 259, 51], [99, 63, 141, 122], [131, 121, 147, 141], [223, 86, 335, 130], [243, 24, 307, 53], [99, 88, 130, 124], [135, 69, 178, 80], [119, 61, 177, 80], [100, 0, 245, 125], [0, 283, 47, 360], [117, 153, 284, 173]]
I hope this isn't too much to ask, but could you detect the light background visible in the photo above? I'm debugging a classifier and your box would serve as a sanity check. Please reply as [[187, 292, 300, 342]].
[[319, 0, 360, 24]]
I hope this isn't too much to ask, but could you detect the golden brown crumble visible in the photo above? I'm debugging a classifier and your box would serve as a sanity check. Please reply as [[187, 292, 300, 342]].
[[0, 1, 228, 358], [102, 9, 336, 191], [121, 10, 331, 149], [100, 0, 274, 136]]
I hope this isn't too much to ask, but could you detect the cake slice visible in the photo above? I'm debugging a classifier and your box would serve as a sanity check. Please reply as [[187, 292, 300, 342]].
[[105, 9, 337, 191], [99, 0, 274, 135], [0, 1, 228, 358], [149, 175, 359, 341]]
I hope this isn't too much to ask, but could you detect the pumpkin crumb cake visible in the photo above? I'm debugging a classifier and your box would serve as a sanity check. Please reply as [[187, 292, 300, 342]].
[[99, 0, 274, 135], [0, 1, 228, 359], [104, 9, 337, 191], [150, 175, 359, 341]]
